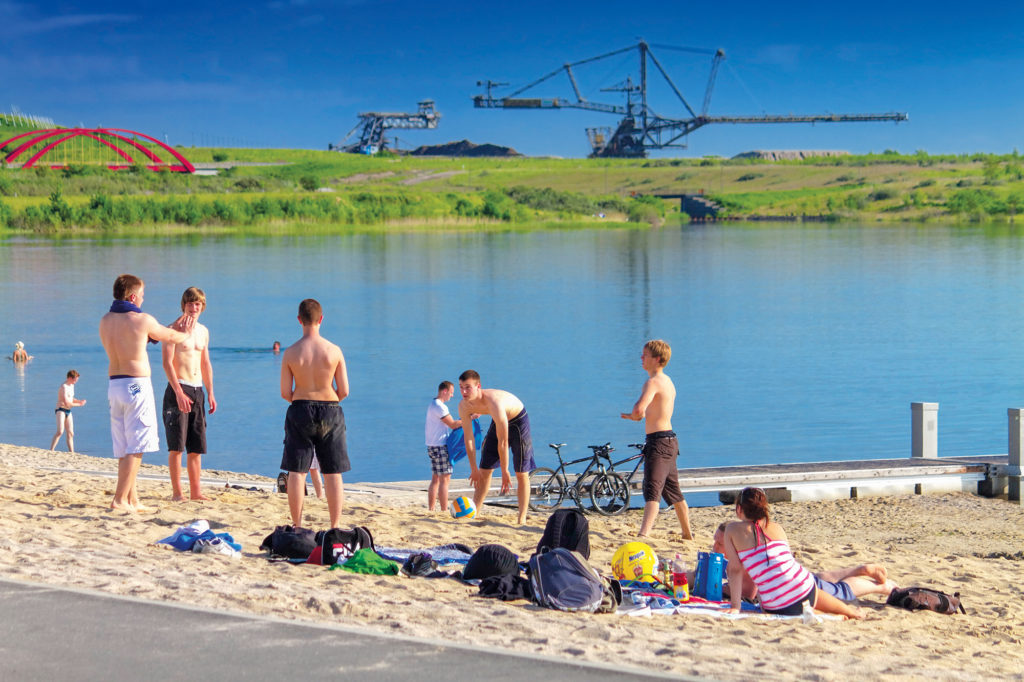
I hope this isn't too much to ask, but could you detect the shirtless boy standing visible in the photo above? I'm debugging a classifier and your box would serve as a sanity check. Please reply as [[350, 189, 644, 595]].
[[457, 370, 535, 524], [621, 339, 692, 539], [162, 287, 217, 501], [50, 369, 86, 452], [280, 298, 350, 529], [99, 274, 193, 511]]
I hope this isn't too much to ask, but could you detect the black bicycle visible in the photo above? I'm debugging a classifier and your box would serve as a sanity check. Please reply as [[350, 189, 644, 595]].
[[529, 443, 629, 515], [595, 442, 646, 516]]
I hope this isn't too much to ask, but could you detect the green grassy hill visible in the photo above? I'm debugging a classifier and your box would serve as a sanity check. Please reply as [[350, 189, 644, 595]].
[[2, 145, 1023, 232]]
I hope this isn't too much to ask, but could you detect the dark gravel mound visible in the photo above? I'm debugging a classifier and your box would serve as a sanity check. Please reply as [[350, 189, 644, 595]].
[[410, 139, 521, 157]]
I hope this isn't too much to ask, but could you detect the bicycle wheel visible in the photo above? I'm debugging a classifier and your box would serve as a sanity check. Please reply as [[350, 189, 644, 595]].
[[528, 467, 566, 511], [590, 472, 631, 516]]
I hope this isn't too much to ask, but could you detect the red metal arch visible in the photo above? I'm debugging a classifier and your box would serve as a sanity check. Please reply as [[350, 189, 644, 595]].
[[0, 127, 194, 173], [18, 129, 163, 168], [100, 128, 195, 172]]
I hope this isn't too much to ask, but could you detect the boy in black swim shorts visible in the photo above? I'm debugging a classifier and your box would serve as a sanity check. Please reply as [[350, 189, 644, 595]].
[[280, 298, 350, 529]]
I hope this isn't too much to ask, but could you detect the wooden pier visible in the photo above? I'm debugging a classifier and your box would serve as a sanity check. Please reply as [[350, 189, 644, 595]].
[[345, 454, 1011, 507]]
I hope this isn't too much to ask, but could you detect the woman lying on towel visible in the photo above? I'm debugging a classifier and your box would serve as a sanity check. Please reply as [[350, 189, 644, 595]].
[[722, 487, 864, 620]]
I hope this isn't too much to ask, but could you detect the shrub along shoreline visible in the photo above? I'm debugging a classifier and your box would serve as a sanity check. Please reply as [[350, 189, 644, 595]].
[[0, 186, 665, 233], [4, 148, 1024, 232]]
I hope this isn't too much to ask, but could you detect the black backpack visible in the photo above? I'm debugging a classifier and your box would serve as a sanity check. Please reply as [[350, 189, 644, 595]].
[[260, 525, 317, 560], [886, 587, 965, 615], [536, 508, 590, 559], [310, 526, 375, 566], [527, 547, 620, 614]]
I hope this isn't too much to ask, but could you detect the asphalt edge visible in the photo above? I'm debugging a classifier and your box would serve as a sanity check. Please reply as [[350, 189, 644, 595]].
[[0, 575, 706, 682]]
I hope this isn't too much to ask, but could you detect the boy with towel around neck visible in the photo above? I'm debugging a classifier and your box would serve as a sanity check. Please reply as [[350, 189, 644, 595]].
[[100, 274, 194, 511]]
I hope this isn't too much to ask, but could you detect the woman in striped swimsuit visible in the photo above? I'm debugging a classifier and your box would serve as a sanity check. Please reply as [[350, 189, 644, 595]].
[[722, 487, 864, 619]]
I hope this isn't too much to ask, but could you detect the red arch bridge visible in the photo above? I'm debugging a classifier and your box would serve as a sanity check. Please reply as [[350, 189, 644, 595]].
[[0, 128, 194, 173]]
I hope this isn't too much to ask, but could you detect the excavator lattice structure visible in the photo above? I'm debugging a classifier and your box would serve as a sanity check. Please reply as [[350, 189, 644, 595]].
[[474, 41, 907, 158], [333, 100, 440, 154]]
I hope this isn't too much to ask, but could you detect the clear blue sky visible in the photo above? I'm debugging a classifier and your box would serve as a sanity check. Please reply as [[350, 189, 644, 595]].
[[2, 0, 1021, 158]]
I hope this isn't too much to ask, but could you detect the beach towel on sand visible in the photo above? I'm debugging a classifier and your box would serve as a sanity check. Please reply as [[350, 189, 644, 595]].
[[377, 543, 474, 566], [617, 581, 838, 621]]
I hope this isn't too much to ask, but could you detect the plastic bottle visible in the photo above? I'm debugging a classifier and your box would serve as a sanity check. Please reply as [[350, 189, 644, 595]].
[[659, 557, 672, 589], [672, 553, 689, 602]]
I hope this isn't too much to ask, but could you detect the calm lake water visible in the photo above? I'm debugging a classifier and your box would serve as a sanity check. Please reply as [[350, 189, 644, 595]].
[[3, 222, 1023, 487]]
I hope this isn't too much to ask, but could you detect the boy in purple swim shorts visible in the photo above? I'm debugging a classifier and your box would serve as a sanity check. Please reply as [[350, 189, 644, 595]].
[[457, 370, 535, 525]]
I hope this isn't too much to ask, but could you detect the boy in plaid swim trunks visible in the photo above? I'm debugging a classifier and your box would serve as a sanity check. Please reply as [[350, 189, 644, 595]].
[[425, 381, 462, 511]]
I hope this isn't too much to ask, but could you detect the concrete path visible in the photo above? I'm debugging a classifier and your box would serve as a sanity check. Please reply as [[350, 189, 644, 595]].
[[0, 578, 696, 682]]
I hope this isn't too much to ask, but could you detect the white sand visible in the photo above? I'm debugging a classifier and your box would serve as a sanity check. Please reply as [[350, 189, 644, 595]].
[[0, 443, 1021, 680]]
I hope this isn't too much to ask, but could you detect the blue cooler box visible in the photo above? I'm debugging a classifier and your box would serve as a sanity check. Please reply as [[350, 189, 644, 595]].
[[693, 551, 724, 601]]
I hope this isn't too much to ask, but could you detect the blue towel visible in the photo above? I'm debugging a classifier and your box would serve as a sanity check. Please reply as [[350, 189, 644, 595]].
[[447, 418, 483, 465], [109, 300, 143, 313]]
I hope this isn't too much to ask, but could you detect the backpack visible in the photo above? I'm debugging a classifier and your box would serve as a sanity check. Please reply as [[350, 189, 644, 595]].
[[259, 525, 317, 560], [536, 508, 590, 559], [528, 547, 621, 614], [886, 587, 965, 615], [308, 526, 375, 566]]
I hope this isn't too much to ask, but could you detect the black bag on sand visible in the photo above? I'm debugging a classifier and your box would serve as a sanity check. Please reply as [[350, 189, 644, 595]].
[[462, 544, 519, 581], [528, 547, 621, 614], [308, 526, 375, 565], [886, 587, 966, 615], [536, 508, 590, 559], [260, 525, 316, 560]]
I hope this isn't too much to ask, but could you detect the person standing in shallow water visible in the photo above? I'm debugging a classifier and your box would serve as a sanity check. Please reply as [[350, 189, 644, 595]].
[[50, 370, 86, 452], [279, 298, 350, 529], [11, 341, 31, 363], [621, 339, 692, 540], [162, 286, 217, 502]]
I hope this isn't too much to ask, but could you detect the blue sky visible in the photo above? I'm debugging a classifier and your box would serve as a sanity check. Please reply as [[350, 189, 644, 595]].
[[2, 1, 1021, 158]]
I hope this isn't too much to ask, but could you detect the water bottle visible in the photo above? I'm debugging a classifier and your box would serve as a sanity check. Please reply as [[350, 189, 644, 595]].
[[659, 558, 672, 589], [672, 553, 689, 602]]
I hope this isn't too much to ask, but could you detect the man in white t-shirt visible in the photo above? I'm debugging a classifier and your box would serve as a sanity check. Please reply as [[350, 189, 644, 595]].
[[425, 381, 462, 511]]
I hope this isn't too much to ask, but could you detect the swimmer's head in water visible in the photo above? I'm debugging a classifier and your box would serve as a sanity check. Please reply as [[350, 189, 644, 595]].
[[15, 341, 24, 350]]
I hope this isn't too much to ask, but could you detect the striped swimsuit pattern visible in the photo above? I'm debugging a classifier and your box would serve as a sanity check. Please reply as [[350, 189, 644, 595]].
[[737, 538, 815, 611]]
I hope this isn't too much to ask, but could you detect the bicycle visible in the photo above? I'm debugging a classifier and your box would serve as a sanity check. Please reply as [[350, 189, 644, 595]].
[[529, 443, 629, 516], [595, 442, 646, 516]]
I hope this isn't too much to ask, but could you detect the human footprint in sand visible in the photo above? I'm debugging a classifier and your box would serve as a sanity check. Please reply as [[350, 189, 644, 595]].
[[100, 274, 194, 512], [712, 522, 897, 603], [162, 287, 217, 502], [457, 370, 535, 525], [722, 487, 865, 619]]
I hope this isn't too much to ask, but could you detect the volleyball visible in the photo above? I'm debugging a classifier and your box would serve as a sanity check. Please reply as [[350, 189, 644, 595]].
[[611, 541, 658, 581], [450, 496, 477, 519]]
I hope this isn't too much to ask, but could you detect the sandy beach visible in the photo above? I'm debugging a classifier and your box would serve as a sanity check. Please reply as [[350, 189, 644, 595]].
[[0, 442, 1021, 680]]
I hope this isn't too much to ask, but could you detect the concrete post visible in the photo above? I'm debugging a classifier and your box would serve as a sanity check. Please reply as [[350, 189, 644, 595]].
[[911, 402, 938, 459], [1008, 409, 1023, 504]]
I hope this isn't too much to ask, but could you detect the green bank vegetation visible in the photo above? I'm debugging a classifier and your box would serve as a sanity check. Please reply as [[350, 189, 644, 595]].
[[2, 138, 1024, 232]]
